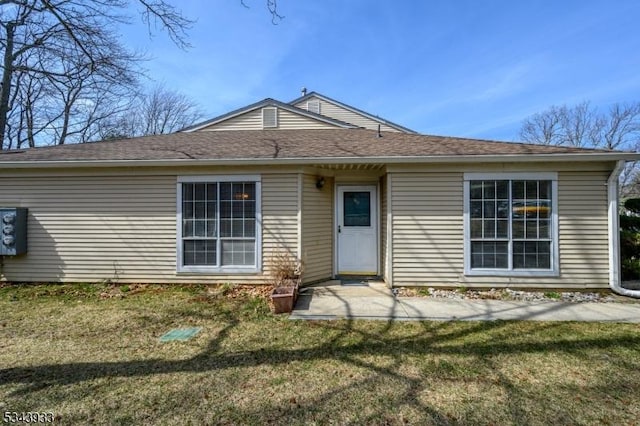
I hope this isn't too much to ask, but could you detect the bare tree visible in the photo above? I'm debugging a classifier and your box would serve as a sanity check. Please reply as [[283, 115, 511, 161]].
[[519, 105, 564, 146], [139, 85, 204, 135], [97, 85, 204, 139], [520, 101, 605, 148], [520, 101, 640, 149], [1, 0, 284, 149], [0, 0, 192, 149], [561, 102, 599, 148], [597, 103, 640, 150], [520, 101, 640, 196]]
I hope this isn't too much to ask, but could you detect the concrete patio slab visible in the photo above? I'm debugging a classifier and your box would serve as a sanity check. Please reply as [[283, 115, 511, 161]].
[[290, 282, 640, 323]]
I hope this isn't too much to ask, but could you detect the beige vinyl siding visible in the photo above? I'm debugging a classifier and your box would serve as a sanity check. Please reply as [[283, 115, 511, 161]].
[[198, 108, 338, 131], [380, 175, 387, 280], [390, 166, 612, 289], [391, 172, 464, 285], [301, 174, 333, 283], [261, 173, 300, 283], [554, 170, 610, 285], [293, 96, 400, 132], [0, 171, 298, 284]]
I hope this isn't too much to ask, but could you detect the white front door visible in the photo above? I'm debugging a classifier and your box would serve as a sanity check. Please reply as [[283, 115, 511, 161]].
[[336, 185, 378, 275]]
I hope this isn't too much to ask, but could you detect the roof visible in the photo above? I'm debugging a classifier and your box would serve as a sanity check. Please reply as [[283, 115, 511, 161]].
[[0, 129, 636, 169], [180, 98, 357, 132], [288, 91, 418, 134]]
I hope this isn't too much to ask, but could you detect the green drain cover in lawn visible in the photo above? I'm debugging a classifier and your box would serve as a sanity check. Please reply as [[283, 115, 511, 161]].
[[159, 327, 202, 342]]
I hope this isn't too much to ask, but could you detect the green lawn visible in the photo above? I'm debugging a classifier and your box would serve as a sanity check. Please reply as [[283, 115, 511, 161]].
[[1, 283, 639, 425]]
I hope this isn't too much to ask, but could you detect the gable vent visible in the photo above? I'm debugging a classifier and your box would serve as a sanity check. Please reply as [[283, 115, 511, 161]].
[[307, 100, 320, 114], [262, 107, 278, 128]]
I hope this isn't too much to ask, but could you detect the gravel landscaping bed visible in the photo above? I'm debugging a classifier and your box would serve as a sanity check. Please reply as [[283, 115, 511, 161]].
[[395, 287, 640, 303]]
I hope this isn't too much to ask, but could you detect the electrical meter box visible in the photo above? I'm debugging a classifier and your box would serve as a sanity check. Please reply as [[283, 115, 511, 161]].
[[0, 208, 27, 256]]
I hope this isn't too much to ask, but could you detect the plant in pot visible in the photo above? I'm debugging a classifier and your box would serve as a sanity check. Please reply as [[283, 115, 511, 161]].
[[269, 250, 304, 314]]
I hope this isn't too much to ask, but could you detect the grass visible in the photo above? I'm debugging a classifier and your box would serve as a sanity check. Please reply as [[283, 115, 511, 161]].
[[544, 291, 562, 300], [1, 283, 640, 425]]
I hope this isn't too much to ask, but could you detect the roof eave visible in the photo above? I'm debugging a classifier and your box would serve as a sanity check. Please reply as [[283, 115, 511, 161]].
[[182, 98, 356, 132], [0, 152, 636, 169]]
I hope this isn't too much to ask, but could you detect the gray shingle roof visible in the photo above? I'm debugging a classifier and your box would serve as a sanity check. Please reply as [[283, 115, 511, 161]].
[[0, 129, 627, 164]]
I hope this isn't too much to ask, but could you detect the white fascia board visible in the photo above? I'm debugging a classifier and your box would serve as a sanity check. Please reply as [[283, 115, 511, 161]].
[[0, 152, 638, 170]]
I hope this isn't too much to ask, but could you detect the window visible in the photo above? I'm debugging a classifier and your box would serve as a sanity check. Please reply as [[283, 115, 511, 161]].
[[262, 107, 278, 128], [464, 173, 558, 276], [177, 176, 261, 273], [343, 191, 371, 227]]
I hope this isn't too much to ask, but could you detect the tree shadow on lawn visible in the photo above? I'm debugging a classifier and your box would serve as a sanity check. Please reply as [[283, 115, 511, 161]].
[[2, 306, 640, 424]]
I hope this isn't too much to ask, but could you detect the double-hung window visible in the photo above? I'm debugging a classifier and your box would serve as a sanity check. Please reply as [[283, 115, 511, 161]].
[[464, 173, 558, 276], [177, 175, 261, 273]]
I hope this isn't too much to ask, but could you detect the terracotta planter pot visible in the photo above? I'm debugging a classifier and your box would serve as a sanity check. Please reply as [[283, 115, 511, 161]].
[[280, 277, 301, 303], [271, 286, 296, 314]]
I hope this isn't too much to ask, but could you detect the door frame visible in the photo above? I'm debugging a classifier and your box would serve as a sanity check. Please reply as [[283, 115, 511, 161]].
[[333, 183, 380, 277]]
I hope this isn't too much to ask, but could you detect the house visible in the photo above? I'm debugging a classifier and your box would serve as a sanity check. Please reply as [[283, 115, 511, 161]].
[[0, 91, 638, 293]]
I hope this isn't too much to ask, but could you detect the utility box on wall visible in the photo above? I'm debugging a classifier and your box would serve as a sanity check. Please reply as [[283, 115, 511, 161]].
[[1, 208, 27, 256]]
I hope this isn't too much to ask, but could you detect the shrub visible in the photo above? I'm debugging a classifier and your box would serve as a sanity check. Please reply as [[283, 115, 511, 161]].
[[270, 250, 304, 287], [624, 198, 640, 213], [622, 258, 640, 281]]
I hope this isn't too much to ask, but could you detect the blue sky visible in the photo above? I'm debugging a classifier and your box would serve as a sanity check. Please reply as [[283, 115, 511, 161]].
[[122, 0, 640, 141]]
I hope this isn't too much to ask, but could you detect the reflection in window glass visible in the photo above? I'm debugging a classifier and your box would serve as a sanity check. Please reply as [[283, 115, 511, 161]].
[[471, 241, 509, 269], [344, 192, 371, 227], [182, 183, 216, 239]]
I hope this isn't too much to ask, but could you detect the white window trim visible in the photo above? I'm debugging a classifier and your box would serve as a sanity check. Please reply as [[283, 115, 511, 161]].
[[463, 172, 559, 277], [262, 107, 278, 128], [176, 175, 262, 274]]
